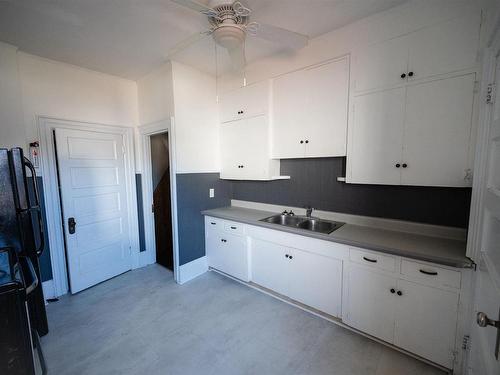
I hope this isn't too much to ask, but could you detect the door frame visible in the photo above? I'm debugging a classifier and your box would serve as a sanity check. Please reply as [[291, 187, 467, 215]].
[[138, 118, 180, 282], [38, 116, 140, 297]]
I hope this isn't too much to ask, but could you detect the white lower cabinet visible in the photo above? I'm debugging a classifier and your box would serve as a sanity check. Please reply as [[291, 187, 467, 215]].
[[251, 237, 342, 318], [394, 280, 459, 369], [343, 256, 460, 369], [343, 265, 397, 343]]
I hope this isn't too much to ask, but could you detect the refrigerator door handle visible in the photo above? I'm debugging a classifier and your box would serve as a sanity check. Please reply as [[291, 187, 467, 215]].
[[24, 157, 45, 257]]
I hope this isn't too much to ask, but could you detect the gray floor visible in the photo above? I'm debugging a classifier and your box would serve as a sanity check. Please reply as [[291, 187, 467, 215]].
[[42, 265, 446, 375]]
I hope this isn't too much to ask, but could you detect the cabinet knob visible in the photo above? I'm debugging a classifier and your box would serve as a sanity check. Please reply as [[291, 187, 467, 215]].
[[402, 163, 407, 168], [285, 254, 289, 258], [390, 288, 396, 294], [300, 140, 304, 144], [395, 163, 401, 168], [400, 73, 406, 79], [289, 255, 293, 259], [305, 140, 309, 144], [408, 71, 414, 77], [397, 290, 403, 296]]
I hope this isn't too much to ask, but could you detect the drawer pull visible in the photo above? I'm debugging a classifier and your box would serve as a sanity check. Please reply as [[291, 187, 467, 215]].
[[230, 226, 237, 229], [221, 239, 227, 243], [419, 269, 438, 276], [363, 256, 378, 263], [210, 222, 216, 225]]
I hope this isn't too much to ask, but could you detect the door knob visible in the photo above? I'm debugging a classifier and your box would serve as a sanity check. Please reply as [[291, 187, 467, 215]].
[[477, 310, 500, 360], [68, 217, 76, 234]]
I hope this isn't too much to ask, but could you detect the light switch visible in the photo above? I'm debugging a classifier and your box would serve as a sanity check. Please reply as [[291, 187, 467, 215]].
[[209, 188, 215, 198]]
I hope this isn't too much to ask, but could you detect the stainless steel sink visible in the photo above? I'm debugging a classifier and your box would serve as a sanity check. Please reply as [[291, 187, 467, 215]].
[[260, 214, 344, 234]]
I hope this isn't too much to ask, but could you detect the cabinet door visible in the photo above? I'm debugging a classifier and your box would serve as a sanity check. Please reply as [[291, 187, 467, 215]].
[[251, 238, 289, 296], [219, 81, 269, 123], [305, 58, 349, 157], [220, 120, 245, 179], [352, 36, 409, 92], [408, 15, 480, 81], [344, 265, 397, 343], [271, 69, 308, 158], [394, 280, 459, 368], [402, 74, 475, 186], [240, 115, 271, 179], [206, 231, 249, 281], [348, 88, 405, 184], [288, 249, 342, 318]]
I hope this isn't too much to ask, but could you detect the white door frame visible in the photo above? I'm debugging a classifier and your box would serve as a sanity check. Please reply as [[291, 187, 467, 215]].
[[138, 117, 180, 282], [38, 116, 140, 297]]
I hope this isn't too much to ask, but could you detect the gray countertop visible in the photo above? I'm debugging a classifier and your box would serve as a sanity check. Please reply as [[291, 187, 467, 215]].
[[201, 206, 472, 268]]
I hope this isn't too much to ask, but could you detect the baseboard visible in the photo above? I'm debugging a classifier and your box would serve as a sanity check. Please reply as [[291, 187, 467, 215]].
[[42, 279, 55, 301], [178, 256, 208, 284]]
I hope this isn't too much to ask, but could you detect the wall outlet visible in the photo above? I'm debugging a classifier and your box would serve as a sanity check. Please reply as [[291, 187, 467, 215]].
[[209, 188, 215, 198]]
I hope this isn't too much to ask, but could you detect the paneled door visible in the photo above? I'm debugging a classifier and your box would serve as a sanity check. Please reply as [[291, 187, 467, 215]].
[[55, 128, 132, 293]]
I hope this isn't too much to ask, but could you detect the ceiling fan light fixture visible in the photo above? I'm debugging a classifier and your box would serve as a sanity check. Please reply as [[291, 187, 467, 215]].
[[212, 23, 246, 50]]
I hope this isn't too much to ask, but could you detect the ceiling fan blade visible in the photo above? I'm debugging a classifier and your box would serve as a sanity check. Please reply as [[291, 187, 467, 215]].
[[228, 45, 246, 72], [167, 32, 209, 59], [170, 0, 217, 16], [252, 22, 308, 50]]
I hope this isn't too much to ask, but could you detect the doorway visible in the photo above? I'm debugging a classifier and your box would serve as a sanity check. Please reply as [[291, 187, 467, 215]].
[[150, 132, 174, 270]]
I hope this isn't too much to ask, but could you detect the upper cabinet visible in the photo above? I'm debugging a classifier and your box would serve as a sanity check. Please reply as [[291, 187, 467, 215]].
[[352, 14, 480, 93], [219, 80, 270, 123], [271, 57, 349, 159]]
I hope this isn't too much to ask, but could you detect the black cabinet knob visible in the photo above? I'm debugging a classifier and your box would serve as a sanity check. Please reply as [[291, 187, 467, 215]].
[[285, 254, 289, 258], [402, 163, 407, 168], [390, 288, 396, 294], [408, 72, 414, 77], [289, 255, 293, 259], [300, 140, 304, 144], [395, 163, 401, 168], [397, 290, 403, 296], [305, 140, 309, 144], [400, 73, 406, 79]]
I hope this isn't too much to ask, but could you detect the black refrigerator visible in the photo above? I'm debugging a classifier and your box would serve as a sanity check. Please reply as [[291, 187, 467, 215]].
[[0, 147, 49, 374]]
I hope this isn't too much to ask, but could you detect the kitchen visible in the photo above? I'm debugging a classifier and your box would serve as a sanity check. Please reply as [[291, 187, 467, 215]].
[[0, 0, 499, 374]]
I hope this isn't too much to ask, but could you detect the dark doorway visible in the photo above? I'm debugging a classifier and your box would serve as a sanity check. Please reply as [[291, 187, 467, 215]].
[[150, 132, 173, 270]]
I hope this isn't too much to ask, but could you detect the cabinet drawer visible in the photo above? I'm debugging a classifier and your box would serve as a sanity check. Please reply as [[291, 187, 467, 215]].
[[400, 260, 461, 289], [349, 248, 397, 272], [224, 221, 245, 236]]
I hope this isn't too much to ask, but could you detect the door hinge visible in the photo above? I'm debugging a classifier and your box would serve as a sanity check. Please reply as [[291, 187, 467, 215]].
[[462, 334, 470, 351], [486, 83, 495, 104]]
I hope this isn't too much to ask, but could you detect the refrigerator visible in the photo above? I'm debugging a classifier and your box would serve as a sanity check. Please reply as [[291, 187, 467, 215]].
[[0, 147, 49, 374]]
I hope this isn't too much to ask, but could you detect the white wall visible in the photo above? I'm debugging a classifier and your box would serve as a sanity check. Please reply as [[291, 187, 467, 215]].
[[171, 61, 219, 173], [0, 42, 25, 149], [18, 52, 139, 152], [218, 0, 481, 92]]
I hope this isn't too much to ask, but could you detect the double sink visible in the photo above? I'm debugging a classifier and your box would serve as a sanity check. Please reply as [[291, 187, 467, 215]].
[[260, 214, 344, 234]]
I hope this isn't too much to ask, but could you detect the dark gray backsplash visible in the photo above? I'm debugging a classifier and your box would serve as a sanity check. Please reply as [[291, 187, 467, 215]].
[[176, 173, 232, 265], [232, 158, 471, 228]]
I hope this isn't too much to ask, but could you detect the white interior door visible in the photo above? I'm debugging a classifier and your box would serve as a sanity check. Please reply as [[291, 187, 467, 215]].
[[55, 128, 132, 293], [468, 51, 500, 375]]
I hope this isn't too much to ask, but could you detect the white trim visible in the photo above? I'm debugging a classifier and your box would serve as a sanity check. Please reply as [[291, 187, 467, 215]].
[[38, 116, 140, 296], [41, 279, 55, 301], [231, 200, 467, 241], [178, 256, 208, 284], [138, 117, 181, 282]]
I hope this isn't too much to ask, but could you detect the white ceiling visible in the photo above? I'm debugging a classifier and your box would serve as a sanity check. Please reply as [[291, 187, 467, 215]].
[[0, 0, 407, 80]]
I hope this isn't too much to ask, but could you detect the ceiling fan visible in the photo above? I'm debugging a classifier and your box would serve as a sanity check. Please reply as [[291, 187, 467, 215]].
[[170, 0, 309, 71]]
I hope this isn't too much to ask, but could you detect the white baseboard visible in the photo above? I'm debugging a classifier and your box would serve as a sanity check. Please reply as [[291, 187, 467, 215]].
[[178, 256, 208, 284], [42, 279, 55, 301]]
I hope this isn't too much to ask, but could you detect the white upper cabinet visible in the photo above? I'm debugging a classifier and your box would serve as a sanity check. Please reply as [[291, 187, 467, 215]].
[[352, 14, 480, 93], [219, 80, 269, 123], [352, 36, 409, 93], [220, 115, 280, 180], [402, 74, 475, 187], [349, 87, 406, 185], [272, 57, 349, 159]]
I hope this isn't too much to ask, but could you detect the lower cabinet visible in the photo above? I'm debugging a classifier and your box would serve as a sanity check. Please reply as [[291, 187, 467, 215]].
[[343, 262, 460, 368], [251, 238, 343, 318], [394, 279, 459, 369], [206, 226, 249, 282]]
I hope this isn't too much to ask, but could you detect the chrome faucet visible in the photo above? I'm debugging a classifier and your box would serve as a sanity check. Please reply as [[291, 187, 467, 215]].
[[305, 206, 313, 218]]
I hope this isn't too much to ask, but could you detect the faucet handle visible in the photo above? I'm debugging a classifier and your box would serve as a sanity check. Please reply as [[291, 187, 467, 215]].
[[288, 210, 295, 216], [281, 210, 289, 215]]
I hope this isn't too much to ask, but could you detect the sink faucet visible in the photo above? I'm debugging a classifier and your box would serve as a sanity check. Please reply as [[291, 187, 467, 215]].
[[305, 206, 313, 218]]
